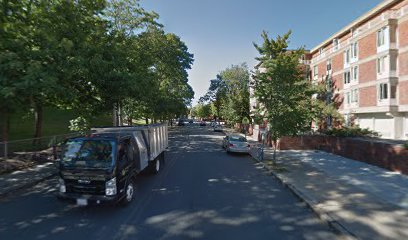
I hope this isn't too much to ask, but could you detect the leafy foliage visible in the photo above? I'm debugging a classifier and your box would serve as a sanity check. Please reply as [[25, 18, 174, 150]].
[[0, 0, 194, 141], [200, 64, 250, 124], [322, 126, 380, 138], [252, 31, 314, 141]]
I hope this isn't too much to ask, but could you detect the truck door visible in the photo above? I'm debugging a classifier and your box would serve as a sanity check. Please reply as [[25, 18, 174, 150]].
[[134, 132, 149, 170], [117, 139, 133, 193]]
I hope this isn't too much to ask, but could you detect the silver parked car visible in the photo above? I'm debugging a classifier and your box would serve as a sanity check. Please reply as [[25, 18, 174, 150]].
[[213, 124, 223, 132], [222, 135, 250, 153]]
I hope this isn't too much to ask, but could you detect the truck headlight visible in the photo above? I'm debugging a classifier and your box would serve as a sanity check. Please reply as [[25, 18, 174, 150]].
[[58, 178, 66, 193], [105, 177, 117, 196]]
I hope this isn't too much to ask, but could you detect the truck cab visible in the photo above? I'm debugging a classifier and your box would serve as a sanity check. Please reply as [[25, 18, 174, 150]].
[[57, 124, 168, 207], [58, 133, 140, 206]]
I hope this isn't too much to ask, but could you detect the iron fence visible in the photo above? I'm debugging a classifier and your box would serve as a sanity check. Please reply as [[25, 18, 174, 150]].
[[0, 133, 80, 161], [249, 143, 264, 161]]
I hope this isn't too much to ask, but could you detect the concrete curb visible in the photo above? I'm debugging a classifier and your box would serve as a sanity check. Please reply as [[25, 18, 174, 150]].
[[254, 158, 358, 240], [0, 165, 57, 199]]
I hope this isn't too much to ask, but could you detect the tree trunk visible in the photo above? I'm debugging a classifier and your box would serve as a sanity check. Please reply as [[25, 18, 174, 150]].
[[33, 103, 43, 145], [127, 117, 132, 126], [273, 139, 277, 162], [113, 103, 118, 126], [1, 110, 10, 142], [118, 103, 123, 126], [145, 117, 149, 125]]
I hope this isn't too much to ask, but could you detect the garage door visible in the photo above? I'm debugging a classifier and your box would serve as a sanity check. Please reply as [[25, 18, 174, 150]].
[[358, 118, 373, 130], [405, 117, 408, 139], [374, 118, 393, 138]]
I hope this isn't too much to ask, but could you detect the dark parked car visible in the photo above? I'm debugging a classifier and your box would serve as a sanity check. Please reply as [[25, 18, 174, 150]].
[[200, 121, 206, 126], [178, 120, 185, 126]]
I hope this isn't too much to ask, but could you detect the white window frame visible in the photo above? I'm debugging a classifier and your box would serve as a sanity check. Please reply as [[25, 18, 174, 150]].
[[377, 56, 387, 74], [344, 48, 351, 65], [351, 89, 359, 103], [313, 65, 318, 77], [333, 38, 339, 51], [351, 42, 358, 59], [344, 70, 351, 84], [377, 27, 386, 47], [327, 59, 332, 72], [378, 83, 388, 100], [352, 66, 358, 82], [345, 92, 351, 105]]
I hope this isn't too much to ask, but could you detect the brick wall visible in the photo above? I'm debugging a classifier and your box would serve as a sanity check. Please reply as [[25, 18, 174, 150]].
[[399, 19, 408, 47], [359, 60, 377, 83], [359, 32, 376, 59], [279, 135, 408, 174], [400, 81, 408, 105], [332, 52, 343, 72], [399, 51, 408, 76], [359, 86, 377, 107]]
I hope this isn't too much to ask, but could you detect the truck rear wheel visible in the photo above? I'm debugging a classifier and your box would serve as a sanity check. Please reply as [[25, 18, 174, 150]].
[[151, 158, 160, 174]]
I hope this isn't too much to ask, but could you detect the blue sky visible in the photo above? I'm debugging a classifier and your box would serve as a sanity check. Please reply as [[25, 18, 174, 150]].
[[141, 0, 383, 105]]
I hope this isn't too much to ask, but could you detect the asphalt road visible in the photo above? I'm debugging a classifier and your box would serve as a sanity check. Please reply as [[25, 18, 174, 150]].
[[0, 124, 338, 240]]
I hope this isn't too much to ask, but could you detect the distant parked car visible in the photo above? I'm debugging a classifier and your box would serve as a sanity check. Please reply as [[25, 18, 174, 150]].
[[213, 124, 223, 132], [178, 120, 185, 126], [223, 135, 250, 153], [200, 121, 206, 126], [189, 119, 193, 124]]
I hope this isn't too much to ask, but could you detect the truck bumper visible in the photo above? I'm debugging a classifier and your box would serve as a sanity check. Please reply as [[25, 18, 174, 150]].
[[58, 192, 123, 205]]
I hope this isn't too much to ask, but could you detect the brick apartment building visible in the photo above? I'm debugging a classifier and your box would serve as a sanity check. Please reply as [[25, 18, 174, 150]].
[[309, 0, 408, 139]]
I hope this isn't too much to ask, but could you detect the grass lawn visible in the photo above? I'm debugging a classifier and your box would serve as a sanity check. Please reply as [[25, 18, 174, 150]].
[[9, 108, 112, 141]]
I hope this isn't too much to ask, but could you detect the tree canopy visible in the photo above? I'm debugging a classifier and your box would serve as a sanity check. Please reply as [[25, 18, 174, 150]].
[[252, 31, 315, 159], [199, 63, 250, 124], [0, 0, 194, 141]]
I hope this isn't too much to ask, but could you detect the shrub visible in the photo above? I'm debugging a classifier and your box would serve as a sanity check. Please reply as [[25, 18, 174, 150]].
[[322, 126, 380, 138], [68, 117, 90, 134], [404, 142, 408, 149]]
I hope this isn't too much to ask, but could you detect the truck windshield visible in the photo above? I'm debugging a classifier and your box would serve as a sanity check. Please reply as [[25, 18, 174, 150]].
[[61, 139, 116, 169]]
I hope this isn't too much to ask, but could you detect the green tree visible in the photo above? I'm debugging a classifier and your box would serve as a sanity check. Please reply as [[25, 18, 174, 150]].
[[252, 31, 315, 160], [200, 64, 250, 124], [194, 104, 211, 119], [0, 1, 23, 141]]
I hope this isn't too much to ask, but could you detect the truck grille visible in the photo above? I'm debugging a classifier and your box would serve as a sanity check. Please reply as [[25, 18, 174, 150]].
[[65, 179, 105, 195]]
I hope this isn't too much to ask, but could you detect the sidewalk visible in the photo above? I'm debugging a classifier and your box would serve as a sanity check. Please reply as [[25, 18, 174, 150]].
[[259, 148, 408, 240], [0, 162, 57, 198]]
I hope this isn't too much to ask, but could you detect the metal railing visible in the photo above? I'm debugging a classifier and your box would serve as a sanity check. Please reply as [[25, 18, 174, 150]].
[[0, 133, 80, 161], [250, 143, 264, 162]]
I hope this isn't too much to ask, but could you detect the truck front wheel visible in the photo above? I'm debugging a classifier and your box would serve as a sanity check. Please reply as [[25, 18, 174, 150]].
[[121, 181, 134, 206]]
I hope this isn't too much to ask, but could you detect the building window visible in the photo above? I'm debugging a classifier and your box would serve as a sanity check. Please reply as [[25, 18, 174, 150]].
[[313, 65, 318, 77], [351, 42, 358, 58], [333, 38, 339, 50], [379, 83, 388, 100], [345, 92, 351, 104], [377, 56, 387, 74], [327, 59, 332, 72], [377, 27, 386, 47], [351, 89, 358, 103], [344, 70, 351, 84], [352, 66, 358, 81], [344, 48, 351, 65], [319, 48, 324, 55]]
